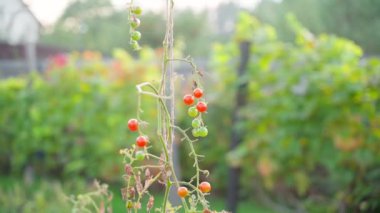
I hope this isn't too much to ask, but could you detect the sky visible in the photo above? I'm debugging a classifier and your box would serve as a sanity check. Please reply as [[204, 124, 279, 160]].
[[23, 0, 260, 26]]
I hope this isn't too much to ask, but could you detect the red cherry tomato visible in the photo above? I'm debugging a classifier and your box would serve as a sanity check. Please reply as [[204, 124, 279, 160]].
[[193, 88, 203, 98], [128, 119, 139, 131], [136, 135, 148, 147], [183, 94, 194, 105], [177, 186, 189, 198], [199, 181, 211, 193], [196, 102, 207, 113]]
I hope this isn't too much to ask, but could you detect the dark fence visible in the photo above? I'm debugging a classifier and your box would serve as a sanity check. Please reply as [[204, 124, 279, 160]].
[[0, 42, 65, 77]]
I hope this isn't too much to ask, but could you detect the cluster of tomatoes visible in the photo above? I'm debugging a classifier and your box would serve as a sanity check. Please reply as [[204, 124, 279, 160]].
[[183, 88, 208, 138], [127, 116, 212, 198], [126, 87, 212, 200], [127, 118, 147, 161], [179, 88, 212, 198], [177, 181, 212, 198], [129, 6, 142, 50]]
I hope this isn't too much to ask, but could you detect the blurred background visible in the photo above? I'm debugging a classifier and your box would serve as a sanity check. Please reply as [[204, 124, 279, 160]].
[[1, 0, 380, 212]]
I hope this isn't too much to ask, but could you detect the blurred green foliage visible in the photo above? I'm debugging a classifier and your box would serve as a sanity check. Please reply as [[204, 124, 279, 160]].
[[210, 13, 380, 211], [41, 0, 211, 56], [42, 0, 130, 53], [255, 0, 380, 54], [0, 48, 160, 179], [41, 0, 380, 57], [0, 178, 71, 213]]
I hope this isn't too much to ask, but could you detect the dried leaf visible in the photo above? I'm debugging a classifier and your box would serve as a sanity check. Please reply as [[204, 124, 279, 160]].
[[135, 202, 141, 209], [135, 173, 143, 194], [125, 164, 133, 176], [128, 187, 135, 199], [145, 169, 151, 178], [120, 187, 128, 200], [147, 196, 154, 212]]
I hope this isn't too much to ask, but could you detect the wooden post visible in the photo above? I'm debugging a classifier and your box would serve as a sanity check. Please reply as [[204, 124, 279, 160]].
[[227, 41, 251, 212], [162, 0, 182, 206], [24, 42, 37, 72]]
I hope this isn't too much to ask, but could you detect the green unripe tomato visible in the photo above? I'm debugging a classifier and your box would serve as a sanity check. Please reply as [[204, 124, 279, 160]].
[[131, 31, 141, 41], [188, 107, 198, 117], [199, 127, 208, 137], [131, 6, 142, 15], [192, 128, 201, 137], [192, 119, 201, 128], [130, 17, 141, 28], [131, 40, 140, 50], [135, 151, 145, 161]]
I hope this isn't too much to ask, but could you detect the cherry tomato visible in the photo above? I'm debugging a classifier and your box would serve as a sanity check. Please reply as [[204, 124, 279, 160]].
[[136, 135, 148, 147], [131, 31, 141, 41], [199, 127, 208, 137], [135, 151, 145, 161], [131, 6, 142, 15], [199, 181, 211, 193], [130, 16, 140, 28], [192, 128, 200, 137], [193, 88, 203, 98], [131, 40, 140, 50], [196, 102, 207, 113], [128, 119, 139, 131], [188, 107, 198, 117], [192, 119, 201, 128], [177, 186, 189, 198], [183, 94, 194, 105]]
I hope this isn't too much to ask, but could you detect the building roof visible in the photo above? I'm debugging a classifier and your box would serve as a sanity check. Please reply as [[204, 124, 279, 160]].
[[20, 0, 43, 28], [0, 0, 42, 44]]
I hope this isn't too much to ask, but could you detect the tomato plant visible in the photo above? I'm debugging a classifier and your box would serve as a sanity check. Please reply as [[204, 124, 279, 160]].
[[118, 1, 218, 212], [211, 12, 380, 212], [129, 3, 142, 50]]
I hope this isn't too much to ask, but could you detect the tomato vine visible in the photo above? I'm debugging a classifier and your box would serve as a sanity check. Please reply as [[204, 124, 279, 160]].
[[120, 0, 219, 212]]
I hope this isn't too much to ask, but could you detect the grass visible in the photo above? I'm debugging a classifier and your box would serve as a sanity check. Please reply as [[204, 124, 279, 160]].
[[0, 176, 273, 213]]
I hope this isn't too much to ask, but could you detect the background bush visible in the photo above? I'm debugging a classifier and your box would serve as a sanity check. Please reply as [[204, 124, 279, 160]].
[[0, 49, 160, 179], [209, 13, 380, 211]]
